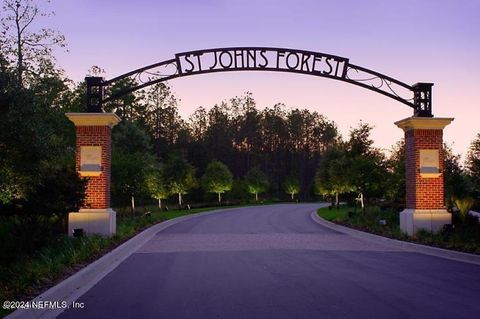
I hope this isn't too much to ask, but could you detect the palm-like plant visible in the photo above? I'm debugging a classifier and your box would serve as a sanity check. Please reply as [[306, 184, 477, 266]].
[[454, 197, 476, 223]]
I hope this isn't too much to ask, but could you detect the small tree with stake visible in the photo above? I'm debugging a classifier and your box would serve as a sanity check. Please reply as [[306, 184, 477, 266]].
[[245, 167, 269, 202], [202, 160, 233, 205], [145, 167, 170, 209], [314, 146, 353, 207], [163, 155, 197, 208], [344, 123, 388, 211], [283, 175, 300, 201]]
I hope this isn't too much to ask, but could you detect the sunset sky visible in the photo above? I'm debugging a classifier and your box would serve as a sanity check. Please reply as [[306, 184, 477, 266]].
[[47, 0, 479, 158]]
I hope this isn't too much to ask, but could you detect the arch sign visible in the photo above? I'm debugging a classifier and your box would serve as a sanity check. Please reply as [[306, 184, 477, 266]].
[[66, 47, 453, 238], [85, 47, 433, 117], [177, 48, 348, 79]]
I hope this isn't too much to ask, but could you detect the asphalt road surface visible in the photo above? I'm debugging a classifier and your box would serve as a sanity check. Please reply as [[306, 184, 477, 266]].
[[59, 204, 480, 319]]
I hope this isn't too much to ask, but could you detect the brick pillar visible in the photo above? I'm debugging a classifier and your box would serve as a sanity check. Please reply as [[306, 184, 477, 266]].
[[75, 126, 112, 209], [66, 113, 121, 236], [395, 117, 454, 236]]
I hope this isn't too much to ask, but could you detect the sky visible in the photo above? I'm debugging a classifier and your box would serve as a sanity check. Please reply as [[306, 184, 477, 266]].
[[44, 0, 479, 158]]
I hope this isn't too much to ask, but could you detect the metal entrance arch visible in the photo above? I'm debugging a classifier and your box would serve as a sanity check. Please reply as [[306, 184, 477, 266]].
[[68, 47, 453, 238], [84, 47, 433, 117]]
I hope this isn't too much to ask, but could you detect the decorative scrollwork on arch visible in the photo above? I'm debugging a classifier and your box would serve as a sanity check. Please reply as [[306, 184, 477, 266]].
[[85, 47, 433, 117], [345, 64, 414, 106], [103, 59, 180, 103]]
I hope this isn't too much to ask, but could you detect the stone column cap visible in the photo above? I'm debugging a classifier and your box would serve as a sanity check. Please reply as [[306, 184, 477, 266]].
[[66, 113, 121, 127], [395, 116, 454, 131]]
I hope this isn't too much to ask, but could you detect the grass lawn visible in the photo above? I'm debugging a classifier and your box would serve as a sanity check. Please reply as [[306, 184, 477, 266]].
[[316, 205, 350, 222], [0, 205, 223, 317], [317, 205, 480, 255]]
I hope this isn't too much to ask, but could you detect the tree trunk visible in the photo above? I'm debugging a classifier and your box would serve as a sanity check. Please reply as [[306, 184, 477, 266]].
[[291, 192, 294, 200], [218, 192, 222, 204], [15, 6, 23, 86], [255, 193, 258, 202], [131, 195, 135, 215], [64, 214, 69, 235], [158, 198, 162, 209], [335, 193, 339, 207], [359, 192, 365, 211], [178, 193, 182, 207]]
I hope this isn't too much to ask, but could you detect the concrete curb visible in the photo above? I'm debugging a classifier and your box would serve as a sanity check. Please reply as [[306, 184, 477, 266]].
[[6, 207, 240, 319], [310, 210, 480, 266]]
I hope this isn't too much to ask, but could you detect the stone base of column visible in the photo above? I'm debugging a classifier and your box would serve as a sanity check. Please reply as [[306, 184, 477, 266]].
[[68, 208, 116, 237], [399, 209, 451, 236]]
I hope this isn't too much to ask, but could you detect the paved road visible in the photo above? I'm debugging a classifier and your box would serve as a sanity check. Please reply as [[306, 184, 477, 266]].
[[59, 204, 480, 319]]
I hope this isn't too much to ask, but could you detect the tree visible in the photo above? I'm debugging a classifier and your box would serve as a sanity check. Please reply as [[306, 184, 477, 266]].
[[283, 175, 300, 200], [106, 78, 144, 122], [112, 121, 151, 154], [466, 133, 480, 196], [260, 104, 289, 196], [344, 123, 388, 210], [444, 144, 470, 207], [385, 140, 405, 203], [0, 166, 86, 255], [145, 167, 169, 209], [0, 61, 78, 207], [1, 0, 66, 87], [163, 155, 197, 207], [111, 152, 149, 214], [22, 167, 86, 218], [0, 12, 86, 251], [347, 122, 374, 157], [245, 167, 269, 201], [111, 122, 153, 213], [188, 106, 208, 140], [143, 83, 183, 157], [231, 93, 261, 171], [204, 103, 235, 171], [202, 160, 233, 204], [314, 145, 353, 206], [346, 155, 387, 210]]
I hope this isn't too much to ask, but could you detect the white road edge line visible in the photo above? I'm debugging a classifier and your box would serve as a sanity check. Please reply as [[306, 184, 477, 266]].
[[310, 210, 480, 266]]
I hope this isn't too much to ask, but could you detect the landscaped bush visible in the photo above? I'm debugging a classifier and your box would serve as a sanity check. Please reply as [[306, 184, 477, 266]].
[[318, 205, 480, 254]]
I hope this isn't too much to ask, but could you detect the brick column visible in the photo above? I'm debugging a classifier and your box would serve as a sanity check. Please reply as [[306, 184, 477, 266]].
[[75, 126, 112, 209], [66, 113, 121, 236], [395, 117, 454, 236]]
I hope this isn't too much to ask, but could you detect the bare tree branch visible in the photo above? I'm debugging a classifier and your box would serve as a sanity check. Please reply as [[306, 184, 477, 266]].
[[1, 0, 66, 87]]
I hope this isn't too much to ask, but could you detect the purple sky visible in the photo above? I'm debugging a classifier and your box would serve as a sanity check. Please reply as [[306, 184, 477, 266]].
[[46, 0, 479, 157]]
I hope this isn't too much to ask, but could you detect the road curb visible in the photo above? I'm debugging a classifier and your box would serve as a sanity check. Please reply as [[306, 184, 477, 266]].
[[6, 207, 239, 319], [310, 210, 480, 266]]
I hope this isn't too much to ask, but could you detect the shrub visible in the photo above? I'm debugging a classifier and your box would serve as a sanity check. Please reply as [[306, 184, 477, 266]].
[[454, 197, 476, 223]]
